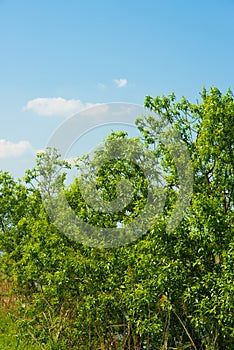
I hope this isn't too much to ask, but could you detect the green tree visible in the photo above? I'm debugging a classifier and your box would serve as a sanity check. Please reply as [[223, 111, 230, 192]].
[[0, 86, 233, 349]]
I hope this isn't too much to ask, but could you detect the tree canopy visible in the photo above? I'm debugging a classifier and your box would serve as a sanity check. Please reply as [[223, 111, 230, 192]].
[[0, 86, 233, 349]]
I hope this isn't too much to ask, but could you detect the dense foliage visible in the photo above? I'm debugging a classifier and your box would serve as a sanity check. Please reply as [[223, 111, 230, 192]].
[[0, 87, 233, 349]]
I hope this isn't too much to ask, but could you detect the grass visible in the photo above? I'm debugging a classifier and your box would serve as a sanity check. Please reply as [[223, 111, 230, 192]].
[[0, 275, 41, 349], [0, 308, 41, 349]]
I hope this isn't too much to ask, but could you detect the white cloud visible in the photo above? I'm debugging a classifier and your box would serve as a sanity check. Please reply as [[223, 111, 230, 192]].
[[23, 97, 95, 117], [98, 83, 106, 90], [114, 78, 128, 88], [0, 139, 34, 159]]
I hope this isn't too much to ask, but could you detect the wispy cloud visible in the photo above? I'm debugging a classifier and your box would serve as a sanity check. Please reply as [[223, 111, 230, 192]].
[[0, 139, 34, 159], [23, 97, 95, 117], [98, 83, 107, 90], [114, 78, 128, 88]]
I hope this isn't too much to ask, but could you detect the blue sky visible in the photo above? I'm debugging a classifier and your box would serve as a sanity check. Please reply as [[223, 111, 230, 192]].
[[0, 0, 234, 179]]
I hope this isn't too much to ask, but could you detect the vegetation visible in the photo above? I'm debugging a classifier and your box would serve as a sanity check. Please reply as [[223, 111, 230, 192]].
[[0, 86, 233, 349], [0, 277, 40, 349]]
